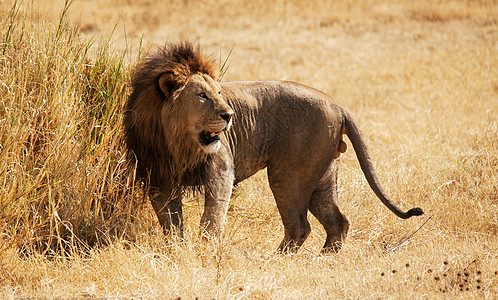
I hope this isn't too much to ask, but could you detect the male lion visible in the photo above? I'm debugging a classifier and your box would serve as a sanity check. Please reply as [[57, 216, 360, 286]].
[[123, 42, 423, 253]]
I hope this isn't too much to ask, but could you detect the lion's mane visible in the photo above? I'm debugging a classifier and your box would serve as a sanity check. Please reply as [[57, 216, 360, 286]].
[[123, 42, 218, 188]]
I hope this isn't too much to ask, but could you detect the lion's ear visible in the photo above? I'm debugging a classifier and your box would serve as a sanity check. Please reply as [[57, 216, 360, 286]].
[[158, 72, 181, 98]]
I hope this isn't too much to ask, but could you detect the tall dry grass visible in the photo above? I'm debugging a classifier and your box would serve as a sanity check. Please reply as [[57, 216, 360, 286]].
[[0, 0, 497, 298], [0, 0, 150, 256]]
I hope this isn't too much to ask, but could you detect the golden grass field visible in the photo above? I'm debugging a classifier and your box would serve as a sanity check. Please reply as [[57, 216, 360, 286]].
[[0, 0, 497, 298]]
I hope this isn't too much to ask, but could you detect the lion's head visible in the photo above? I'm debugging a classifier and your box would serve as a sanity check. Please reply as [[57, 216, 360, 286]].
[[124, 42, 233, 186]]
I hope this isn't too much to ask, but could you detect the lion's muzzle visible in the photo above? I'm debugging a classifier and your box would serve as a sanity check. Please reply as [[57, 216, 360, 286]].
[[199, 119, 231, 153]]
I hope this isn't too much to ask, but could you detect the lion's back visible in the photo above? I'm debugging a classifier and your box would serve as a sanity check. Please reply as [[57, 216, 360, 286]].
[[221, 80, 345, 182]]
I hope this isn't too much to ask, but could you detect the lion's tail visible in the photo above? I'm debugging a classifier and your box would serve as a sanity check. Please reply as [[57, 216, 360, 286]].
[[343, 110, 424, 219]]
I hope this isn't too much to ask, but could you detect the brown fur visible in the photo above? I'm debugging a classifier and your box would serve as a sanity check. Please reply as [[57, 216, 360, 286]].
[[123, 42, 423, 253]]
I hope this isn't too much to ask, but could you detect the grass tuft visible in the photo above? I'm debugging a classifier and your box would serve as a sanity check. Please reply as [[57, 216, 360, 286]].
[[0, 0, 145, 256]]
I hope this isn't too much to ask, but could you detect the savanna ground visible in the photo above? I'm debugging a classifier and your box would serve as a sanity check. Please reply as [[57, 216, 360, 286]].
[[0, 0, 497, 298]]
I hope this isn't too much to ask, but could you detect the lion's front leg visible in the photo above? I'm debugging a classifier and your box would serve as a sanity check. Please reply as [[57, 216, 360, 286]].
[[200, 179, 233, 238], [149, 187, 184, 237], [200, 155, 235, 238]]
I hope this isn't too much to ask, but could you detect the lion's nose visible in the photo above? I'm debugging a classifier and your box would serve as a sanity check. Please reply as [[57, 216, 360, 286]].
[[220, 112, 233, 123]]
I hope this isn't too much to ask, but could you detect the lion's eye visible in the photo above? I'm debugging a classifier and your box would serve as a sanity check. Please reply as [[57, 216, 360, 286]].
[[218, 91, 221, 95], [198, 92, 208, 100]]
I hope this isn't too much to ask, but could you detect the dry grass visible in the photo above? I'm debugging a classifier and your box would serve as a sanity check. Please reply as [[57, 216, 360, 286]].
[[0, 0, 497, 298]]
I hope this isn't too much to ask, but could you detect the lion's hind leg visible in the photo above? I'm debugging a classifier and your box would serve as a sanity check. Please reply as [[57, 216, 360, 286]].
[[267, 171, 313, 253], [277, 208, 311, 253], [308, 160, 349, 254]]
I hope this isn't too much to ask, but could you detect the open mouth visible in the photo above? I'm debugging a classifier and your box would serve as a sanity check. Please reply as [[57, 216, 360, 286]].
[[199, 130, 223, 146]]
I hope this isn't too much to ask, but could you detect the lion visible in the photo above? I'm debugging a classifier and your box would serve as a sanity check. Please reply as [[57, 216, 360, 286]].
[[123, 42, 423, 253]]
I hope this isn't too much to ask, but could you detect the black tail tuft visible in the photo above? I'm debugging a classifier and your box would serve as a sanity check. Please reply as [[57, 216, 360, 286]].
[[406, 207, 424, 218]]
